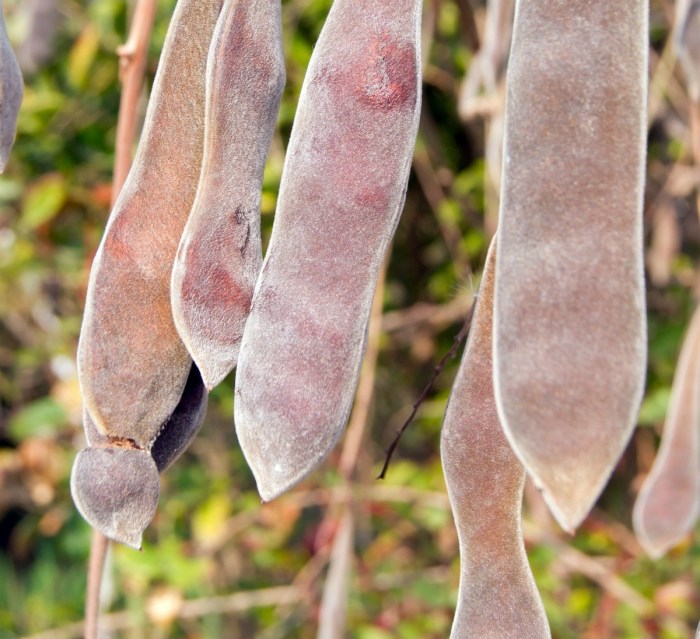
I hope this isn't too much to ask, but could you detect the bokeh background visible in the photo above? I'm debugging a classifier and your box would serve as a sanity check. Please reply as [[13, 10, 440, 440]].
[[1, 0, 699, 637]]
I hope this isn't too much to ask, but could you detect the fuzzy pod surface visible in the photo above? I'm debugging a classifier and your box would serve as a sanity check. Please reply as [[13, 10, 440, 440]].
[[234, 0, 423, 501], [493, 0, 648, 532], [0, 1, 22, 171], [171, 0, 285, 390], [73, 364, 208, 547], [442, 239, 550, 639], [633, 306, 700, 558], [77, 0, 223, 446]]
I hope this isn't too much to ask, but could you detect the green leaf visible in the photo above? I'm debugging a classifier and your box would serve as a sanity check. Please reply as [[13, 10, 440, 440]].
[[21, 174, 67, 230], [8, 397, 67, 441]]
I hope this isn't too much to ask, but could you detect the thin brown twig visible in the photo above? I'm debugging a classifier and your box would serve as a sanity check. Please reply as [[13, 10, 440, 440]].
[[338, 265, 387, 480], [381, 295, 473, 335], [23, 585, 304, 639], [377, 299, 475, 479], [111, 0, 158, 204], [84, 532, 109, 639]]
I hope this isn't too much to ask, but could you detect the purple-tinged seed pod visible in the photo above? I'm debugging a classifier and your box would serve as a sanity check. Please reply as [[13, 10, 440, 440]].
[[76, 365, 207, 547], [77, 0, 223, 447], [234, 0, 423, 501], [171, 0, 285, 390]]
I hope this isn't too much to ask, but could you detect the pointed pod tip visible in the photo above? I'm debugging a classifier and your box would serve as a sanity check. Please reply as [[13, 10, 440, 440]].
[[70, 447, 160, 548], [251, 460, 316, 504], [632, 495, 691, 560], [533, 474, 602, 534]]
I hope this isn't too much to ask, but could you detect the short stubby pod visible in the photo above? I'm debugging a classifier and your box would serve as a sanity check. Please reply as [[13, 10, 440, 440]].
[[171, 0, 285, 390], [633, 306, 700, 558], [74, 365, 208, 547], [0, 0, 23, 171], [493, 0, 648, 531], [442, 240, 550, 639], [71, 447, 160, 550], [234, 0, 423, 501], [77, 0, 223, 447]]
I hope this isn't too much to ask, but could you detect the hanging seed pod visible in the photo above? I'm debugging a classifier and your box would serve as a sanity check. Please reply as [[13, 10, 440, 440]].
[[77, 0, 221, 445], [0, 0, 23, 172], [442, 239, 550, 639], [72, 365, 207, 548], [171, 0, 285, 390], [675, 0, 700, 102], [633, 306, 700, 558], [73, 0, 223, 546], [234, 0, 423, 501], [493, 1, 648, 532]]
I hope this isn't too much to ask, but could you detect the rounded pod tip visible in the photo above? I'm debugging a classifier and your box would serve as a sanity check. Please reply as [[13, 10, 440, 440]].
[[70, 447, 160, 549]]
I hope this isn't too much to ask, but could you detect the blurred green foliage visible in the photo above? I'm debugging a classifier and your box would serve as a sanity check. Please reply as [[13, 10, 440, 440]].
[[0, 0, 699, 637]]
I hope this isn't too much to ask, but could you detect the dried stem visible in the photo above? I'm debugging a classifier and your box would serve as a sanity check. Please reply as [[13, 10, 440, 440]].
[[26, 586, 304, 639], [338, 265, 386, 480], [84, 531, 109, 639], [111, 0, 158, 204]]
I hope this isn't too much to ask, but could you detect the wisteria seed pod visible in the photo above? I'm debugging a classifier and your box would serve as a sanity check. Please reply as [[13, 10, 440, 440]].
[[234, 0, 423, 501], [0, 0, 23, 172], [77, 0, 222, 447], [633, 306, 700, 558], [442, 239, 550, 639], [73, 365, 207, 548], [493, 0, 648, 532], [171, 0, 285, 390]]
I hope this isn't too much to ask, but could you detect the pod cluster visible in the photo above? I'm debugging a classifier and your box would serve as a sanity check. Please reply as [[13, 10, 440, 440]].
[[63, 0, 678, 635]]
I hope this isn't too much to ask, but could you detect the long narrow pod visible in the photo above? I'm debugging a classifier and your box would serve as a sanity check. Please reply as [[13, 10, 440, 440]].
[[77, 0, 222, 446], [493, 0, 648, 531], [72, 0, 223, 547], [442, 239, 550, 639], [633, 305, 700, 558], [171, 0, 285, 390], [234, 0, 423, 501]]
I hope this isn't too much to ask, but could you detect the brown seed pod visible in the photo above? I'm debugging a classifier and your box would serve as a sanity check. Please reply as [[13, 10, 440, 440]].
[[234, 0, 423, 501], [442, 239, 550, 639], [75, 365, 207, 547], [77, 0, 223, 447], [493, 1, 648, 532], [171, 0, 285, 390], [633, 306, 700, 558], [0, 0, 23, 172]]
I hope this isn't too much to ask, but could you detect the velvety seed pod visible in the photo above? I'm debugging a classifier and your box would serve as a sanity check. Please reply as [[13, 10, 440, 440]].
[[84, 364, 208, 473], [234, 0, 422, 501], [0, 1, 23, 172], [442, 239, 550, 639], [493, 0, 648, 532], [633, 306, 700, 558], [77, 0, 223, 447], [675, 0, 700, 102], [171, 0, 285, 390], [76, 364, 207, 545], [70, 447, 160, 550]]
